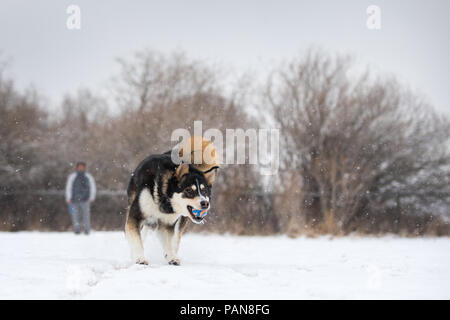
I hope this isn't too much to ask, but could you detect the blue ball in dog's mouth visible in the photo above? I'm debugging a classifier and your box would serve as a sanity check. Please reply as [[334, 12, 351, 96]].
[[192, 208, 208, 218]]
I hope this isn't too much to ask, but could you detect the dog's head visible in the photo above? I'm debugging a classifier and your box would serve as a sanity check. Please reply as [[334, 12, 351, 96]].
[[171, 163, 219, 224]]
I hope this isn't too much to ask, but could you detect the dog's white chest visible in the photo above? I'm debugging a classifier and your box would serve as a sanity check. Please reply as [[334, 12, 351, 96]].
[[139, 188, 180, 225]]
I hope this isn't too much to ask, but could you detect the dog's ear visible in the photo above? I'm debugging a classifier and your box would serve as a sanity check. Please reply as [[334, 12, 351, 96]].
[[203, 166, 219, 186], [175, 163, 190, 181]]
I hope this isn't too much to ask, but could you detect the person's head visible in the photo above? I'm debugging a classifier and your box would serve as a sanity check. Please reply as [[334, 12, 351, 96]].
[[76, 161, 86, 172]]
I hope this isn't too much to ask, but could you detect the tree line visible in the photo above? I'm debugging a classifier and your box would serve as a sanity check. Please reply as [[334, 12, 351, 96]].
[[0, 49, 449, 235]]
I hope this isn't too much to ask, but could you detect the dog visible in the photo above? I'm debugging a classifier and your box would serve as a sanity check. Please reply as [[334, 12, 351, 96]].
[[125, 137, 219, 265]]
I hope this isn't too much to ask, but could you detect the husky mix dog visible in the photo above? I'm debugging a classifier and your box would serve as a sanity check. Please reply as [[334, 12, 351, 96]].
[[125, 140, 219, 265]]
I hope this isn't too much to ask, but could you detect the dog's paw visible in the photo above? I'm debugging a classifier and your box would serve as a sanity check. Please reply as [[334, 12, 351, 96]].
[[168, 258, 181, 266], [135, 257, 149, 265]]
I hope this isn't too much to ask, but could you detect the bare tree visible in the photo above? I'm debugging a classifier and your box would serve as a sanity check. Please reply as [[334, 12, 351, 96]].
[[266, 50, 450, 234], [109, 50, 267, 233], [0, 67, 49, 191]]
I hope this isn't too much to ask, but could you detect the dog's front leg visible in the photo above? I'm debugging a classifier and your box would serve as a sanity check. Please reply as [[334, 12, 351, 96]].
[[157, 226, 180, 265], [174, 217, 189, 254], [125, 215, 148, 265]]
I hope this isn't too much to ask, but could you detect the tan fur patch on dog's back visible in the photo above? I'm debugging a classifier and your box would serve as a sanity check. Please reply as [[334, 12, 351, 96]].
[[178, 136, 220, 172]]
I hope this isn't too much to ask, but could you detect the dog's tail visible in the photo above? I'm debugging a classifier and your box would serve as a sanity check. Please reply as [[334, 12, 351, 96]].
[[178, 136, 220, 172]]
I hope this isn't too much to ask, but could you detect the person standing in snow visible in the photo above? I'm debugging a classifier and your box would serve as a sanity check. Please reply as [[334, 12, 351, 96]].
[[65, 161, 96, 235]]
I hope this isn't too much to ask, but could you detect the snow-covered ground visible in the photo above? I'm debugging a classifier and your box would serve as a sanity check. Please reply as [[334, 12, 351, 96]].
[[0, 232, 449, 299]]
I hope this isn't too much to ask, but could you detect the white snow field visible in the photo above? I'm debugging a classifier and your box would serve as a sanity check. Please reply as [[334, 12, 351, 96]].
[[0, 231, 449, 299]]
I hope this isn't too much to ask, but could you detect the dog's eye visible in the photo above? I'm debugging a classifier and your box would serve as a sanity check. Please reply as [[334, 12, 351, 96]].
[[184, 188, 195, 197]]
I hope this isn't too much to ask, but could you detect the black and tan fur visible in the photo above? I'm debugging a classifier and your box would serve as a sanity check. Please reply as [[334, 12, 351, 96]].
[[125, 138, 219, 265]]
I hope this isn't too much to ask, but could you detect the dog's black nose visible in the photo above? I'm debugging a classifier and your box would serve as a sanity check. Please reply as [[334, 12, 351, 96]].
[[200, 201, 209, 209]]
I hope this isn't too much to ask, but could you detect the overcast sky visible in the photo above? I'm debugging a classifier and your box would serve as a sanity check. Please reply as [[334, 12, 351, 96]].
[[1, 0, 449, 115]]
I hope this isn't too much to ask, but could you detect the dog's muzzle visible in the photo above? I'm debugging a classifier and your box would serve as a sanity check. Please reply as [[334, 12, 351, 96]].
[[187, 205, 208, 224]]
